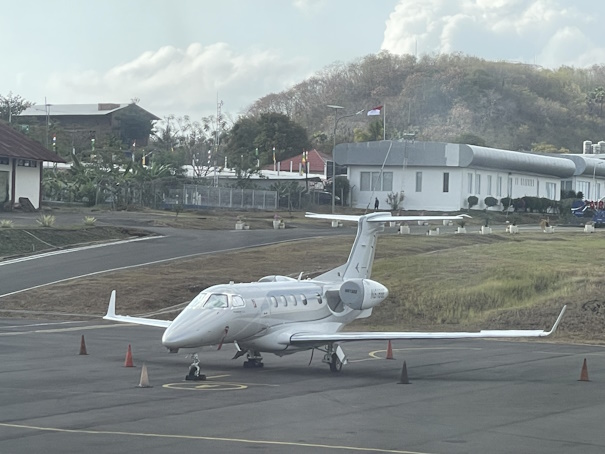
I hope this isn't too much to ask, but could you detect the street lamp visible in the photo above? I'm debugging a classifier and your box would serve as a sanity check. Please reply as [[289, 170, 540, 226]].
[[328, 105, 365, 213], [592, 160, 604, 201]]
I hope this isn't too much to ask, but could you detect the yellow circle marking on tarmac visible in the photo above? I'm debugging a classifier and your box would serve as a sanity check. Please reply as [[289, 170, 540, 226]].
[[349, 346, 482, 363]]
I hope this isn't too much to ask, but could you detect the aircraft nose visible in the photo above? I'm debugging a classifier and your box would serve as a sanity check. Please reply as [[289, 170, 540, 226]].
[[162, 310, 227, 349]]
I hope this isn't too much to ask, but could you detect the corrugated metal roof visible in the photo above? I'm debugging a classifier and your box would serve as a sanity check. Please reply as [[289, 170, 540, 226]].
[[334, 141, 576, 178], [18, 103, 160, 120], [270, 149, 330, 174], [0, 122, 66, 163]]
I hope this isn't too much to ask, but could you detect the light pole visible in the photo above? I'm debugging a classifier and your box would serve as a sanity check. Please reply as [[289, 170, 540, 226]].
[[592, 160, 604, 202], [328, 105, 364, 213]]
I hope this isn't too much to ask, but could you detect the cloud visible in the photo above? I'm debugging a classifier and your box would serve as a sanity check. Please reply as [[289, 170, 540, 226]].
[[291, 0, 327, 14], [382, 0, 605, 67], [45, 42, 307, 119]]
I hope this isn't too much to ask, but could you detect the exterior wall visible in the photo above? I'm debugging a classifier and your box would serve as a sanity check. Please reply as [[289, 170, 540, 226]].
[[14, 162, 41, 208], [348, 165, 564, 212]]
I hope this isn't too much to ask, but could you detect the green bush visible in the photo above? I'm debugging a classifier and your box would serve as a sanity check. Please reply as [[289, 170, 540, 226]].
[[36, 214, 56, 227], [467, 195, 479, 209], [484, 196, 498, 208]]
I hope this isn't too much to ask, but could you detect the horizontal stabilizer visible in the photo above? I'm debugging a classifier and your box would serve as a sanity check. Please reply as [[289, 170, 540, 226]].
[[305, 212, 471, 223]]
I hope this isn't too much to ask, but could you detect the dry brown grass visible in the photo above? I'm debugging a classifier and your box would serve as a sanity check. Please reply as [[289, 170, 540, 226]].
[[2, 220, 605, 344]]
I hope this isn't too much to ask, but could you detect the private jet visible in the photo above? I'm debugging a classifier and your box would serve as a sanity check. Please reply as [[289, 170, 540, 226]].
[[105, 212, 566, 379]]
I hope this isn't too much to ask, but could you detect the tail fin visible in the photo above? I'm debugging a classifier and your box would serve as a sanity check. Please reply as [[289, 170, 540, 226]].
[[306, 212, 469, 282]]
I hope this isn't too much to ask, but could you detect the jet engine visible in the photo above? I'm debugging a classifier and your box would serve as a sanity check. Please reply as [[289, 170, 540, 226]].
[[339, 278, 388, 311]]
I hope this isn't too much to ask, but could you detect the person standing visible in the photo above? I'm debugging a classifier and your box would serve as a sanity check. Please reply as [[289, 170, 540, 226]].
[[374, 197, 379, 210]]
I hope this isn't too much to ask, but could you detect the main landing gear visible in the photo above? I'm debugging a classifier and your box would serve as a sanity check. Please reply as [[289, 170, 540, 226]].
[[243, 350, 264, 368], [185, 353, 206, 381], [321, 344, 346, 373]]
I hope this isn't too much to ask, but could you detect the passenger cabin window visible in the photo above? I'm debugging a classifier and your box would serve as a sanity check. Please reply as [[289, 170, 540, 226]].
[[279, 295, 287, 307], [288, 295, 297, 306], [270, 296, 278, 308], [203, 294, 229, 309], [232, 296, 245, 307], [316, 293, 323, 304], [301, 295, 307, 305]]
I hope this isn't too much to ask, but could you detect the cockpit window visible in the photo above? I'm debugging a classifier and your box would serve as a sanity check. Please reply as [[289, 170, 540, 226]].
[[189, 292, 210, 310], [203, 294, 229, 309], [232, 296, 245, 307]]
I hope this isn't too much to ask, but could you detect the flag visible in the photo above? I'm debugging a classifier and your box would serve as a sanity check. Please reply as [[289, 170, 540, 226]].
[[273, 146, 276, 163], [367, 106, 383, 116]]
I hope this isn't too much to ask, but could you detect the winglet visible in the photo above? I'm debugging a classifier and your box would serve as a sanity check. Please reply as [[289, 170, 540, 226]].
[[544, 305, 566, 336], [105, 290, 117, 318]]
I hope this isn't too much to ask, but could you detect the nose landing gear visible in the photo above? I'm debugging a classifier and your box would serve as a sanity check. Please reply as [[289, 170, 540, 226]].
[[185, 353, 207, 381]]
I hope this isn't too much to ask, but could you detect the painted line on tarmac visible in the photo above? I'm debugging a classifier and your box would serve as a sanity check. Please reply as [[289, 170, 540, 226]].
[[0, 234, 330, 300], [0, 323, 130, 336], [349, 346, 483, 363], [0, 320, 83, 330], [0, 422, 432, 454], [163, 374, 280, 391], [0, 236, 164, 266]]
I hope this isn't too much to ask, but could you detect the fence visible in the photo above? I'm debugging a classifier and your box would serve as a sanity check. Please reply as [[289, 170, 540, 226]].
[[164, 185, 278, 210]]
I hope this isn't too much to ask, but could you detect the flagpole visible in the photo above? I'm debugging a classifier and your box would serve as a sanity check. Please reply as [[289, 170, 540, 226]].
[[383, 102, 386, 140]]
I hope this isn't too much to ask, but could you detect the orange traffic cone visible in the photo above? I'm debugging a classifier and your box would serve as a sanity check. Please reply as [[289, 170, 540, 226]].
[[386, 340, 394, 360], [579, 358, 589, 382], [398, 361, 410, 384], [79, 335, 88, 355], [137, 364, 152, 388], [124, 344, 134, 367]]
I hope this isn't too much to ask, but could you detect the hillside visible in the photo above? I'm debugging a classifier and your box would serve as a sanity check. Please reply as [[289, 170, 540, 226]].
[[245, 52, 605, 153]]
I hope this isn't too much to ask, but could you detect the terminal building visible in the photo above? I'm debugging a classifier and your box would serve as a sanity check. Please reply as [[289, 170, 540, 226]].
[[333, 140, 605, 211]]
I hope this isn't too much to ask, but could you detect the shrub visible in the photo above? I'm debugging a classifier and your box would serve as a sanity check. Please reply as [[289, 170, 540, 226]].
[[0, 219, 14, 228], [386, 191, 405, 211], [467, 195, 479, 209], [36, 214, 56, 227], [83, 216, 97, 226], [484, 196, 498, 208], [500, 197, 513, 210]]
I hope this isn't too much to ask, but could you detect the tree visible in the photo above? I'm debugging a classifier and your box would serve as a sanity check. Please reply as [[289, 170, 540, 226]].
[[225, 113, 311, 168], [452, 133, 487, 147], [354, 120, 383, 142], [0, 92, 32, 123]]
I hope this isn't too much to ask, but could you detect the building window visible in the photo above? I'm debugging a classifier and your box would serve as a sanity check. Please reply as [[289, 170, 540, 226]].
[[382, 172, 393, 191], [415, 172, 422, 192], [475, 174, 481, 195], [546, 182, 556, 199], [577, 181, 590, 198], [487, 175, 492, 195], [17, 159, 37, 167], [468, 173, 473, 193], [0, 157, 9, 165], [443, 172, 449, 192], [360, 172, 371, 191], [360, 171, 393, 191], [497, 176, 502, 197], [508, 177, 513, 197]]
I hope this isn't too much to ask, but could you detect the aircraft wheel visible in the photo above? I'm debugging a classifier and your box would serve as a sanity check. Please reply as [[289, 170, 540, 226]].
[[329, 353, 342, 373]]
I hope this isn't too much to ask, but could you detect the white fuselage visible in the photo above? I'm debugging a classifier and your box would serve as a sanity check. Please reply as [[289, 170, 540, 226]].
[[161, 279, 370, 354]]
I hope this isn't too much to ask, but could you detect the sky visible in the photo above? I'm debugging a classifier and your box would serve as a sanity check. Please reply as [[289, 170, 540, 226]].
[[3, 0, 605, 122]]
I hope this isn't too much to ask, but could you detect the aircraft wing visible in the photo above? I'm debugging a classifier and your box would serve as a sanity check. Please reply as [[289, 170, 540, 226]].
[[290, 306, 566, 344], [103, 290, 172, 329]]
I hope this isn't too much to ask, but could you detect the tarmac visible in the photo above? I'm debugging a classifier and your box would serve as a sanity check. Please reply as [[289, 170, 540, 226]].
[[1, 317, 605, 454]]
